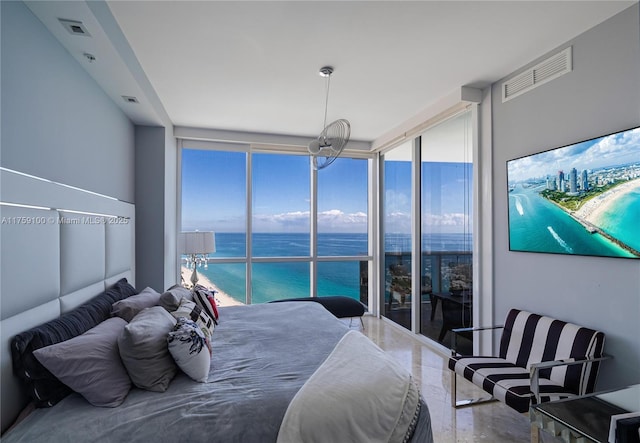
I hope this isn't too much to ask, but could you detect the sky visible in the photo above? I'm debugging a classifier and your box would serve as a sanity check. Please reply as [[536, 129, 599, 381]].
[[507, 126, 640, 182], [182, 149, 473, 234], [384, 160, 473, 234], [182, 149, 368, 233]]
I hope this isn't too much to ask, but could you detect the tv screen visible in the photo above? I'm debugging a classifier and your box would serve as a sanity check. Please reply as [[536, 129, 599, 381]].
[[507, 126, 640, 259]]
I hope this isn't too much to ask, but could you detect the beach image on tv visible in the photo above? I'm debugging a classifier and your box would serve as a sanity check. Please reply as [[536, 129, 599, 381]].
[[507, 126, 640, 259]]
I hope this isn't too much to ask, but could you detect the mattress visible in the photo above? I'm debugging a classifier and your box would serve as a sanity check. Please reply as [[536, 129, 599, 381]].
[[4, 301, 433, 443]]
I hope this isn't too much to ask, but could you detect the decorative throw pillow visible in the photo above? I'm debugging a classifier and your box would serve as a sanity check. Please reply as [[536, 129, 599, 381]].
[[193, 285, 219, 324], [118, 306, 177, 392], [159, 285, 193, 312], [111, 287, 161, 322], [33, 317, 131, 407], [167, 318, 211, 382], [171, 298, 214, 339]]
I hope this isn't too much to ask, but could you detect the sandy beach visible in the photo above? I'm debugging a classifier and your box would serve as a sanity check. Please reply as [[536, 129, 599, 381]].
[[574, 178, 640, 224], [181, 266, 244, 306]]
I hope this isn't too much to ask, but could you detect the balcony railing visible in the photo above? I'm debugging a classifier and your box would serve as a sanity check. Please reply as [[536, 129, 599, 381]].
[[379, 251, 473, 351]]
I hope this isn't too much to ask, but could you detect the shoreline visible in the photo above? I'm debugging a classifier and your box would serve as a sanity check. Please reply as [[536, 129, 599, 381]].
[[181, 266, 244, 306], [574, 178, 640, 224], [542, 178, 640, 257]]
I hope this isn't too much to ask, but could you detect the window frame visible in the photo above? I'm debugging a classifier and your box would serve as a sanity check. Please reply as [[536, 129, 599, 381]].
[[177, 140, 376, 307]]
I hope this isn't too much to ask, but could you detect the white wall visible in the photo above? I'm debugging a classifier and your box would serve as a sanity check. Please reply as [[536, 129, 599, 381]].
[[1, 1, 135, 203], [491, 4, 640, 388]]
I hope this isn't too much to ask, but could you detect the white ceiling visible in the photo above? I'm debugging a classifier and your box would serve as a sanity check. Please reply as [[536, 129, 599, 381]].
[[27, 1, 636, 144]]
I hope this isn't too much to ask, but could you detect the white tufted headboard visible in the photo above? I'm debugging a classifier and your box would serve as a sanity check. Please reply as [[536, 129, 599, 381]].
[[0, 168, 135, 432]]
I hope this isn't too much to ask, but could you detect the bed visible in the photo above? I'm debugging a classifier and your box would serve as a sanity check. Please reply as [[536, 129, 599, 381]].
[[0, 169, 433, 442]]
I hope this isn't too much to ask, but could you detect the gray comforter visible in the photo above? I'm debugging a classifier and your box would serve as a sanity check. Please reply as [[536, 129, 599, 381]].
[[4, 302, 433, 442]]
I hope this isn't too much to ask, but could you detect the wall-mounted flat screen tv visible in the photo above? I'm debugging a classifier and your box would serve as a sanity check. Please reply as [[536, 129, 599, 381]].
[[507, 126, 640, 259]]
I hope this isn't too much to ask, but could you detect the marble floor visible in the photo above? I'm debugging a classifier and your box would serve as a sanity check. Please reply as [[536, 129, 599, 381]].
[[352, 315, 532, 443]]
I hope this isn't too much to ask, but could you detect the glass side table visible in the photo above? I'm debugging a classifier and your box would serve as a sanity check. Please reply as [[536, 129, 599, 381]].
[[530, 384, 640, 443]]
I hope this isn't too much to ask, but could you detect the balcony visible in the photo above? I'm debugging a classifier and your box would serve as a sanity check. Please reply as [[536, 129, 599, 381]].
[[381, 251, 473, 352]]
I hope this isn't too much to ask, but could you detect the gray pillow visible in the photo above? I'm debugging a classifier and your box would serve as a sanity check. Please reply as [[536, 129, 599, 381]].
[[33, 317, 131, 407], [118, 306, 177, 392], [159, 285, 192, 312], [111, 287, 161, 322]]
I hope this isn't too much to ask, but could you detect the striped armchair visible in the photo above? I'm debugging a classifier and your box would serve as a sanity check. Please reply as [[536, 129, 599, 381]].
[[448, 309, 607, 413]]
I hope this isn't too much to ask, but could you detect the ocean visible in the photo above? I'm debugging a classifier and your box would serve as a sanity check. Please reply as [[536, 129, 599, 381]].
[[508, 184, 638, 258], [195, 232, 472, 304]]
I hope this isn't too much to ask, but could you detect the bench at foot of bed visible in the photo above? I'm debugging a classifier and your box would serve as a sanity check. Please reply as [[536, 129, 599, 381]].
[[270, 296, 366, 328]]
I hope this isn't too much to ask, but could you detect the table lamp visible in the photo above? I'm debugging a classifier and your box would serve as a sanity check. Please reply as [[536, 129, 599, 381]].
[[179, 231, 215, 288]]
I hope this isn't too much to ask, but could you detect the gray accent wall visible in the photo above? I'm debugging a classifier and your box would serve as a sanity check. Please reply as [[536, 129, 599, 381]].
[[491, 4, 640, 388], [135, 126, 168, 292], [1, 1, 134, 203]]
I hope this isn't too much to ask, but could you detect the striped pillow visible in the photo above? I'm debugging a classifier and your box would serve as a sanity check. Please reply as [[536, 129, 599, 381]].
[[193, 286, 219, 324], [171, 298, 214, 339]]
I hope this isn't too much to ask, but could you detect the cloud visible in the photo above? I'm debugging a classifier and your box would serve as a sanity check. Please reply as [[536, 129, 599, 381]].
[[251, 210, 309, 232], [384, 211, 472, 234], [508, 127, 640, 182], [385, 189, 410, 213], [384, 211, 411, 233], [318, 209, 367, 232], [251, 208, 368, 233], [423, 212, 471, 228]]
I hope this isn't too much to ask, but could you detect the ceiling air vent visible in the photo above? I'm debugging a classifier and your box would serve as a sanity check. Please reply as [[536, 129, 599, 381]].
[[502, 46, 572, 103], [122, 96, 139, 104], [58, 18, 91, 37]]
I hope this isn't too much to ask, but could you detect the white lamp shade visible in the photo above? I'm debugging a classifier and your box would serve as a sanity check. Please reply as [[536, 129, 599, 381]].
[[179, 231, 216, 254]]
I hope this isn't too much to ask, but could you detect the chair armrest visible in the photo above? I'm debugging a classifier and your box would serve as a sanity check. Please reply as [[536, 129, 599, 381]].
[[529, 354, 612, 403], [450, 325, 504, 355]]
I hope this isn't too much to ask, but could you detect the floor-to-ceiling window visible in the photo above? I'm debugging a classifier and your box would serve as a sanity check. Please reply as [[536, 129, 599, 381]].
[[180, 143, 372, 306], [316, 157, 369, 304], [181, 149, 248, 302], [381, 109, 474, 349], [251, 152, 310, 303]]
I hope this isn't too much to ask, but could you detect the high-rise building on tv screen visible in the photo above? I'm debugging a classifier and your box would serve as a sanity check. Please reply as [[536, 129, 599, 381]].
[[507, 126, 640, 259]]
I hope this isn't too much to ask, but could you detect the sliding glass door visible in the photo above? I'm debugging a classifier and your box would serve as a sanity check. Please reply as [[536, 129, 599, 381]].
[[420, 111, 473, 351], [381, 109, 474, 350], [382, 142, 413, 330]]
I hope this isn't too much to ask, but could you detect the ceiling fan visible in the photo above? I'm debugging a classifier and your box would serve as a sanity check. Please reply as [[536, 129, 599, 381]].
[[307, 66, 351, 170]]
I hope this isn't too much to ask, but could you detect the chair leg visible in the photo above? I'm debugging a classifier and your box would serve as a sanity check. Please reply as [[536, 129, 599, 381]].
[[451, 370, 457, 408], [450, 369, 497, 408], [360, 317, 364, 330]]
